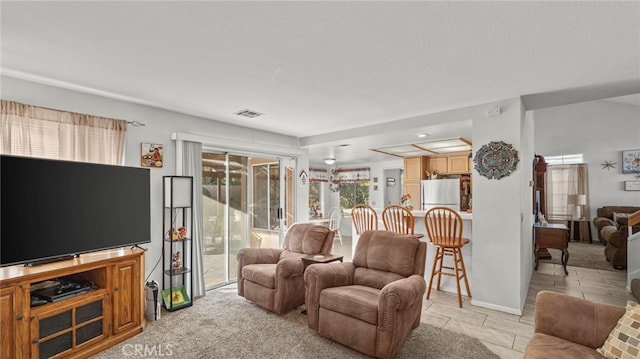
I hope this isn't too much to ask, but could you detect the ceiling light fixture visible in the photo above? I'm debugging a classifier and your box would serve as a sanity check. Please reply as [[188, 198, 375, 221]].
[[416, 133, 429, 138], [324, 158, 336, 165]]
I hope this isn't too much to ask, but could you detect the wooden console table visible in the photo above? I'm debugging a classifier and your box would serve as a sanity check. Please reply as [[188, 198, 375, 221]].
[[534, 223, 569, 275]]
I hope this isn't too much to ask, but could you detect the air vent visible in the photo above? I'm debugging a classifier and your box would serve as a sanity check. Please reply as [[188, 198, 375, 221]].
[[234, 109, 264, 118]]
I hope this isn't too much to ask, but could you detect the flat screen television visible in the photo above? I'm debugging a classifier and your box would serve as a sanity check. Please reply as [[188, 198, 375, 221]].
[[1, 155, 151, 267]]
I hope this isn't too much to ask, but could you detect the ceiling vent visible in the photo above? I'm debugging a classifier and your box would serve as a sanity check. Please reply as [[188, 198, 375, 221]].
[[234, 109, 264, 118]]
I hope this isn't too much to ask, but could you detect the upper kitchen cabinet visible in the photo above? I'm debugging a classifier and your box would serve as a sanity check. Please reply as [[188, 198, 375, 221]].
[[426, 151, 471, 175], [427, 157, 447, 174], [403, 157, 428, 202], [447, 154, 471, 174], [404, 157, 428, 181]]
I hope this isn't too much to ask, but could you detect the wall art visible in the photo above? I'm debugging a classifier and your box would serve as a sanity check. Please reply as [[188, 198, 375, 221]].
[[473, 140, 519, 180], [622, 149, 640, 174], [141, 143, 163, 168], [625, 180, 640, 191], [601, 160, 616, 171]]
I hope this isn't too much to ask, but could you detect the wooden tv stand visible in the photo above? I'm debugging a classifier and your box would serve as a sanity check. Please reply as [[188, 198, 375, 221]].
[[0, 248, 145, 359]]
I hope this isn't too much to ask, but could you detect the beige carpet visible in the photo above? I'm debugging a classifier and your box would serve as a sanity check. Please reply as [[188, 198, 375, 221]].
[[95, 287, 499, 358]]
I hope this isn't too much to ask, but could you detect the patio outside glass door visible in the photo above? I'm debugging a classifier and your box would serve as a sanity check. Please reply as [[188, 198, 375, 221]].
[[201, 152, 294, 289]]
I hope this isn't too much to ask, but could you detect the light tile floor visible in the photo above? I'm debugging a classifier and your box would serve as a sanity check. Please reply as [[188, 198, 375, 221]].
[[423, 262, 637, 359], [331, 237, 637, 358]]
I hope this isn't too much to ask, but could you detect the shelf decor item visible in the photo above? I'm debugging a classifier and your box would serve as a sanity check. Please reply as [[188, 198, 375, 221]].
[[161, 285, 190, 309], [473, 140, 519, 180], [162, 176, 194, 311]]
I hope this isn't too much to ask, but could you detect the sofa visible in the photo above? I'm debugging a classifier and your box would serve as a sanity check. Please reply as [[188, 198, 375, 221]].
[[593, 206, 640, 269], [524, 291, 625, 358], [593, 206, 640, 244], [601, 224, 634, 269]]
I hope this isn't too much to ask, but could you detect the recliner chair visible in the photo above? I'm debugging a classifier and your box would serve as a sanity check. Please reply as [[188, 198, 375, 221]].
[[304, 230, 427, 358], [236, 223, 334, 314]]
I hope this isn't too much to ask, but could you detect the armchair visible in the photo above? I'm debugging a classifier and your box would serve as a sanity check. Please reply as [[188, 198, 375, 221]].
[[304, 230, 427, 358], [237, 223, 334, 314]]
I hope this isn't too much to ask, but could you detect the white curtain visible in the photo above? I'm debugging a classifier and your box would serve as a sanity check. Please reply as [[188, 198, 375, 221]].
[[1, 100, 126, 164], [182, 140, 206, 298], [546, 164, 590, 220]]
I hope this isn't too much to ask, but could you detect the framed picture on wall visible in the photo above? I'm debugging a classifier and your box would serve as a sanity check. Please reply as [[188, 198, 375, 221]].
[[141, 143, 164, 168], [622, 149, 640, 174]]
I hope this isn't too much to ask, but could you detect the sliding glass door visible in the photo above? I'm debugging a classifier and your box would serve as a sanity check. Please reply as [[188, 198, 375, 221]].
[[201, 151, 294, 289]]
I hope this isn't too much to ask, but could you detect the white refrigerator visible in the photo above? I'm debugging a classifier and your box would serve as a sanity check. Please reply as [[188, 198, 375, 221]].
[[421, 178, 460, 211]]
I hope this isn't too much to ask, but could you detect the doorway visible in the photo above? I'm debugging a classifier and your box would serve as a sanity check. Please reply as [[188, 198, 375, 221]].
[[383, 168, 402, 206]]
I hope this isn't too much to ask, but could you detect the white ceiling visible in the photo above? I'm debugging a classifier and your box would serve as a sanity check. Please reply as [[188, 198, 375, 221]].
[[1, 2, 639, 165]]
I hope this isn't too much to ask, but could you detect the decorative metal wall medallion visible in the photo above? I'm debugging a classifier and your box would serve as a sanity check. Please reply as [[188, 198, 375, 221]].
[[601, 160, 616, 170], [473, 141, 519, 180]]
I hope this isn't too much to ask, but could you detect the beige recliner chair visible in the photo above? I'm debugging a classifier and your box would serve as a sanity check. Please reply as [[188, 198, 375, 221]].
[[304, 230, 427, 358], [236, 223, 334, 314]]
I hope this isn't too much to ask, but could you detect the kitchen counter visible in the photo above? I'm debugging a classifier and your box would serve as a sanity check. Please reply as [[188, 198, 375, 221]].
[[352, 208, 473, 296]]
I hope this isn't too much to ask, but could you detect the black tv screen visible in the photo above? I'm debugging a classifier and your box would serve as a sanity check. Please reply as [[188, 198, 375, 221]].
[[1, 155, 150, 266]]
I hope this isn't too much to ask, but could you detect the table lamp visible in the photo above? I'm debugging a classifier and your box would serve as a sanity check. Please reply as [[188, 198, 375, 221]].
[[568, 195, 578, 219], [576, 194, 587, 220]]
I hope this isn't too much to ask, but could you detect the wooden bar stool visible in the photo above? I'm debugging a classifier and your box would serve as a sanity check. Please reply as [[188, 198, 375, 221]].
[[351, 204, 378, 234], [382, 205, 417, 235], [423, 207, 471, 307]]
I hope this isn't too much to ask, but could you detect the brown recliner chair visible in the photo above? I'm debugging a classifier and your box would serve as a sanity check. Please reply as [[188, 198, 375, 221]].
[[237, 223, 334, 314], [593, 206, 640, 244], [304, 230, 427, 359], [602, 224, 634, 269]]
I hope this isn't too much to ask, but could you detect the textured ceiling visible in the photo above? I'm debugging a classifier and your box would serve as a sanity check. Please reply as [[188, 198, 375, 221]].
[[1, 2, 639, 164]]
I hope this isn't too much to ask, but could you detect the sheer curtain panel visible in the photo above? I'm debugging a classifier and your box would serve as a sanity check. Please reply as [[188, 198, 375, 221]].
[[181, 140, 206, 298], [545, 164, 590, 220], [1, 100, 126, 164]]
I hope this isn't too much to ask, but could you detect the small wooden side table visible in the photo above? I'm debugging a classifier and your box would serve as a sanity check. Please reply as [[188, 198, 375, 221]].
[[302, 254, 344, 268], [534, 223, 570, 275], [568, 219, 592, 243]]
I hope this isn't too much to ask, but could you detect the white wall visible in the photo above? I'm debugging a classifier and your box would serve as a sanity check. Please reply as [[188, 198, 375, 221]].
[[520, 107, 535, 305], [471, 97, 530, 314], [533, 100, 640, 221], [2, 76, 306, 285]]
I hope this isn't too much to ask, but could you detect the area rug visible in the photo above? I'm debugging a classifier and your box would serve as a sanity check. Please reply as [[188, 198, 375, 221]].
[[95, 287, 499, 359], [544, 241, 620, 272]]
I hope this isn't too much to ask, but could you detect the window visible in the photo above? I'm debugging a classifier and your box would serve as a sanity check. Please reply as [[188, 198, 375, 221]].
[[339, 182, 370, 209], [252, 162, 280, 230], [309, 168, 328, 217], [544, 153, 584, 165], [309, 182, 322, 217], [336, 167, 371, 209], [1, 100, 126, 164]]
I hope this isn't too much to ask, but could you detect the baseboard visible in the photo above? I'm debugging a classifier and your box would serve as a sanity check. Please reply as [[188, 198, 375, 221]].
[[470, 299, 522, 316]]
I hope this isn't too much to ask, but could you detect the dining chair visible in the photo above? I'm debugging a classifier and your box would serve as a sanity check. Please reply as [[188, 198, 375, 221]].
[[327, 207, 343, 245], [382, 205, 416, 235], [351, 204, 378, 234], [423, 206, 471, 307]]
